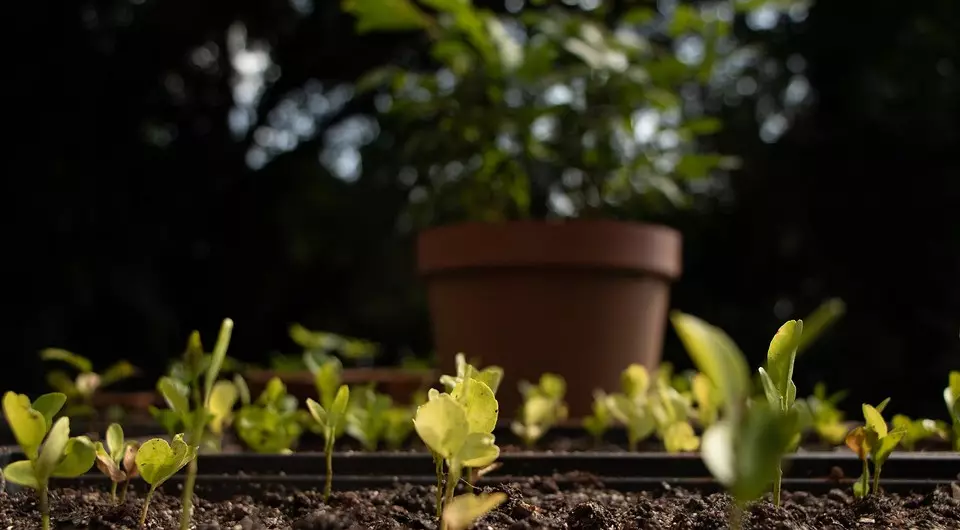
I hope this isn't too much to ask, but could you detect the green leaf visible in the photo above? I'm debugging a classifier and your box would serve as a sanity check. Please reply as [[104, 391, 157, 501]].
[[234, 374, 251, 407], [2, 460, 39, 489], [342, 0, 431, 34], [204, 318, 234, 409], [442, 492, 507, 530], [31, 393, 67, 430], [314, 358, 343, 410], [36, 417, 70, 481], [875, 429, 904, 464], [731, 404, 793, 502], [95, 441, 125, 481], [306, 398, 328, 430], [450, 378, 499, 434], [621, 365, 650, 399], [100, 360, 138, 387], [701, 420, 735, 485], [875, 397, 891, 414], [327, 385, 351, 432], [796, 299, 846, 354], [3, 391, 48, 460], [413, 393, 469, 460], [670, 312, 750, 418], [863, 404, 888, 438], [457, 432, 500, 468], [476, 367, 504, 395], [106, 423, 124, 460], [766, 320, 803, 397], [40, 348, 93, 373], [54, 436, 96, 478], [135, 434, 197, 486], [208, 380, 239, 434], [158, 377, 190, 415], [45, 370, 77, 396], [757, 368, 781, 410]]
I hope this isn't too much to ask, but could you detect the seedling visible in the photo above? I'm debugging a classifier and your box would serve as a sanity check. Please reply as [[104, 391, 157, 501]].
[[290, 323, 380, 363], [440, 353, 504, 395], [442, 492, 507, 530], [757, 319, 809, 506], [606, 364, 657, 451], [383, 404, 416, 450], [691, 372, 722, 429], [414, 377, 500, 527], [135, 434, 198, 527], [582, 390, 613, 446], [2, 391, 97, 530], [306, 385, 351, 500], [344, 385, 393, 451], [511, 373, 568, 448], [891, 415, 948, 451], [672, 312, 796, 529], [844, 398, 906, 497], [154, 318, 237, 530], [94, 423, 140, 502], [945, 371, 960, 451], [235, 376, 304, 454], [805, 382, 849, 446], [40, 348, 138, 417], [648, 380, 700, 453], [310, 354, 344, 414]]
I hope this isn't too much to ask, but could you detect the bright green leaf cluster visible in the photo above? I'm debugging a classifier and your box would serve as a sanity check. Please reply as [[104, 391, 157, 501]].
[[581, 390, 613, 445], [40, 348, 138, 417], [891, 415, 949, 452], [844, 398, 905, 497], [345, 385, 415, 451], [605, 365, 657, 451], [440, 353, 503, 395], [511, 373, 568, 448], [94, 423, 140, 502], [135, 434, 199, 526], [235, 377, 304, 454], [804, 383, 849, 446], [306, 384, 351, 501]]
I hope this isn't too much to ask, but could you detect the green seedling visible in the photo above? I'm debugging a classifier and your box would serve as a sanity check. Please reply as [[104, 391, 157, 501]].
[[309, 354, 344, 413], [345, 385, 394, 451], [672, 312, 796, 530], [235, 377, 304, 454], [805, 382, 849, 446], [606, 364, 657, 451], [135, 434, 198, 527], [40, 348, 138, 417], [290, 323, 380, 362], [383, 404, 417, 450], [844, 398, 906, 497], [757, 319, 809, 506], [306, 385, 351, 501], [154, 318, 237, 530], [648, 380, 700, 454], [440, 353, 504, 395], [414, 377, 500, 527], [582, 390, 613, 446], [892, 415, 949, 451], [2, 392, 97, 530], [691, 372, 722, 429], [511, 373, 568, 449], [94, 423, 141, 502], [795, 298, 846, 355], [945, 371, 960, 451], [442, 492, 507, 530]]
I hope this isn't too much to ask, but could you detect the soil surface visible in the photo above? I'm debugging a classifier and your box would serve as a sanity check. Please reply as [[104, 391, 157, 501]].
[[1, 475, 958, 530]]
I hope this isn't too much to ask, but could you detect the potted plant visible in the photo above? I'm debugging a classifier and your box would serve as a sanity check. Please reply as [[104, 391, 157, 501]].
[[345, 0, 744, 416]]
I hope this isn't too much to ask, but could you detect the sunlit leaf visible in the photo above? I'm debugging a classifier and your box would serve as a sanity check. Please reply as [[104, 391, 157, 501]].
[[40, 348, 93, 373], [2, 460, 39, 489], [3, 392, 47, 459], [442, 492, 507, 530]]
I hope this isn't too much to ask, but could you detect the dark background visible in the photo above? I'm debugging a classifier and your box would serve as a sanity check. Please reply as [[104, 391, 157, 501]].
[[3, 0, 958, 417]]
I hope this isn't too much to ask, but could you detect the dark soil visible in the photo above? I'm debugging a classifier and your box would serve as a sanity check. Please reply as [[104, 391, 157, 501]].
[[1, 476, 958, 529]]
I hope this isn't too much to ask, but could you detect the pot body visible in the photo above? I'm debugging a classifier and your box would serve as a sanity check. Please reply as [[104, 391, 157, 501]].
[[418, 220, 682, 418]]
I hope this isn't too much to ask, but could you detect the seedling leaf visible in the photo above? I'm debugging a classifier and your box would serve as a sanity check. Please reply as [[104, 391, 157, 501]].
[[31, 393, 67, 430], [758, 367, 780, 410], [458, 432, 500, 468], [135, 434, 197, 486], [701, 420, 736, 485], [306, 398, 328, 428], [450, 377, 498, 434], [203, 318, 234, 410], [53, 437, 97, 477], [40, 348, 93, 373], [863, 404, 888, 438], [414, 393, 470, 460], [671, 312, 750, 417], [106, 423, 124, 460], [845, 426, 868, 460], [442, 492, 507, 530], [158, 377, 190, 415], [208, 380, 238, 434], [36, 417, 70, 480], [3, 391, 48, 459], [622, 364, 650, 399], [95, 442, 126, 482], [875, 397, 891, 414]]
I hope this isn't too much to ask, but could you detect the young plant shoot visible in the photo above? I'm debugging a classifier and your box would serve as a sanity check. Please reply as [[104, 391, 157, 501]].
[[891, 415, 948, 451], [414, 377, 500, 528], [844, 399, 906, 497], [383, 404, 416, 450], [2, 392, 97, 530], [691, 372, 722, 429], [345, 385, 393, 451], [40, 348, 138, 417], [440, 353, 504, 395], [582, 390, 613, 446], [606, 364, 657, 451], [306, 385, 351, 501], [442, 492, 507, 530], [135, 434, 199, 527], [945, 371, 960, 451], [235, 376, 304, 453], [805, 383, 849, 446], [155, 318, 237, 530], [94, 423, 141, 502], [648, 379, 700, 453], [671, 312, 796, 530], [511, 373, 568, 448], [757, 319, 808, 506]]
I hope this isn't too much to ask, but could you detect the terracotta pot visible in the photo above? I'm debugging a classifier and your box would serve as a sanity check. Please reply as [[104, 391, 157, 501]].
[[417, 220, 682, 419], [244, 368, 437, 405]]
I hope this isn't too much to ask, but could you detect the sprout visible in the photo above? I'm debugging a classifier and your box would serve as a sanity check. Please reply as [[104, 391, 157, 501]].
[[891, 415, 949, 451], [757, 320, 809, 506], [290, 324, 380, 362], [135, 434, 198, 528], [306, 385, 350, 501], [582, 390, 613, 446], [40, 349, 138, 417], [805, 382, 849, 446], [440, 353, 504, 395], [945, 371, 960, 451], [691, 372, 722, 429], [511, 373, 568, 449], [672, 312, 796, 530], [844, 399, 906, 497], [1, 392, 96, 530], [606, 365, 656, 451], [383, 405, 416, 450], [414, 377, 499, 526], [648, 380, 700, 453], [235, 377, 304, 454], [344, 386, 416, 451], [94, 423, 140, 502], [442, 492, 507, 530], [311, 355, 344, 413], [154, 318, 236, 530]]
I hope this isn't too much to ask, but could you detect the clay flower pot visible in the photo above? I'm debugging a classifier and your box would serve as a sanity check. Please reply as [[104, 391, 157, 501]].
[[417, 220, 682, 419]]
